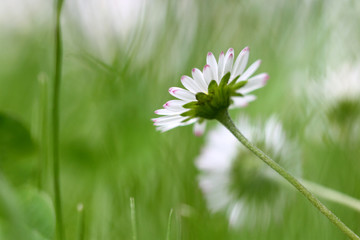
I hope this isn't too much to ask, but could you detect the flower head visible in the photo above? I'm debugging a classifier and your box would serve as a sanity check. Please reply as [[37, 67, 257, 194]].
[[305, 63, 360, 141], [153, 47, 269, 135], [196, 116, 301, 229]]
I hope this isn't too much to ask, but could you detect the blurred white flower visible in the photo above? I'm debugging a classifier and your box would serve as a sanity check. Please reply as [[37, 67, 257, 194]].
[[315, 64, 360, 105], [64, 0, 146, 60], [196, 116, 301, 229], [0, 0, 51, 32], [306, 63, 360, 142], [63, 0, 199, 68], [153, 47, 269, 135]]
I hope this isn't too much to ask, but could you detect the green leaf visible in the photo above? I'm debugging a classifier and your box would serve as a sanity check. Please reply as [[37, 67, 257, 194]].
[[19, 188, 55, 240], [0, 178, 54, 240], [0, 112, 35, 158]]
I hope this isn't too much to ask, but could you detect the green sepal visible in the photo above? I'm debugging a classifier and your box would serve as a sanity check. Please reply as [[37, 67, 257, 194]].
[[208, 80, 218, 94], [233, 80, 247, 90], [231, 92, 244, 97], [219, 72, 231, 88], [198, 118, 205, 124], [180, 109, 196, 117], [183, 117, 194, 123], [181, 116, 194, 123], [183, 101, 197, 109], [196, 92, 210, 102], [227, 75, 240, 88]]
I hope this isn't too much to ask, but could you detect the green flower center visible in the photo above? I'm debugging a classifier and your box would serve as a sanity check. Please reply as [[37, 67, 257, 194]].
[[181, 73, 247, 120], [327, 98, 360, 126], [229, 143, 280, 203]]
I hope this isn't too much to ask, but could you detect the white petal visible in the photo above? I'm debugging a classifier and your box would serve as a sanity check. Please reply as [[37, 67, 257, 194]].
[[193, 121, 207, 136], [163, 100, 187, 111], [228, 202, 244, 227], [231, 46, 249, 80], [203, 64, 214, 85], [239, 60, 261, 80], [152, 115, 183, 123], [224, 48, 234, 61], [206, 52, 218, 83], [154, 108, 185, 115], [239, 73, 269, 94], [169, 87, 196, 101], [219, 48, 234, 80], [181, 118, 198, 126], [156, 123, 183, 132], [153, 115, 186, 125], [248, 73, 269, 83], [181, 76, 202, 93], [217, 51, 225, 80], [192, 68, 208, 92], [223, 52, 234, 80], [243, 94, 257, 102], [231, 95, 257, 108], [157, 118, 198, 132]]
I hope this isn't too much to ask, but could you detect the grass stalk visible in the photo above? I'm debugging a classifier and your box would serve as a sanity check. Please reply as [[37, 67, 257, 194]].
[[301, 180, 360, 213], [130, 197, 137, 240], [37, 73, 49, 190], [52, 0, 65, 239], [166, 209, 173, 240], [77, 203, 85, 240]]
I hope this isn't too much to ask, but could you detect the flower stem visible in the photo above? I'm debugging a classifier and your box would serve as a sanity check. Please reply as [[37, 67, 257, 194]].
[[216, 110, 359, 240], [52, 0, 65, 239]]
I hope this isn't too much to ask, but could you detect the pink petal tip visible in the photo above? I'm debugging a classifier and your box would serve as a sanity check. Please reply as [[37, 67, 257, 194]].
[[203, 64, 210, 70], [263, 74, 270, 84], [194, 131, 203, 137], [170, 88, 178, 93], [240, 102, 249, 107]]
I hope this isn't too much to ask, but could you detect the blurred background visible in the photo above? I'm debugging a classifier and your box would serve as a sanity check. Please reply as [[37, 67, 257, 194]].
[[1, 0, 360, 239]]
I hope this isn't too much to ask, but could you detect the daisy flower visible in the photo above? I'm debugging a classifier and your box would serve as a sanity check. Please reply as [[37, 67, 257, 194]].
[[153, 47, 269, 135], [196, 116, 301, 229], [305, 63, 360, 141]]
